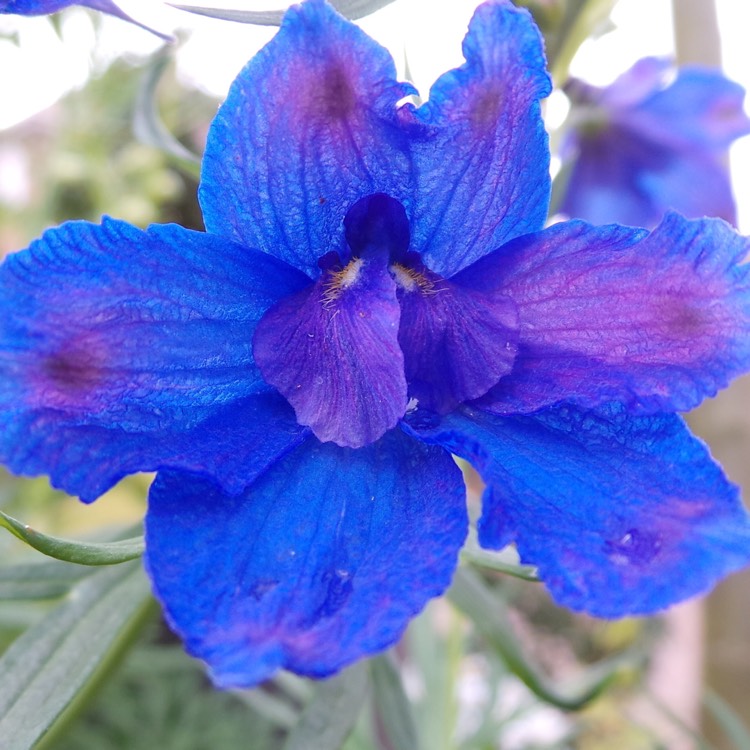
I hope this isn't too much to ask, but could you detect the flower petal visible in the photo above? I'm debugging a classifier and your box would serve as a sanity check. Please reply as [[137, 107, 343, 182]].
[[624, 66, 750, 150], [560, 127, 738, 226], [254, 250, 406, 448], [395, 257, 518, 413], [0, 218, 309, 500], [145, 430, 467, 687], [464, 214, 750, 415], [408, 0, 551, 277], [199, 0, 415, 278], [407, 403, 750, 617]]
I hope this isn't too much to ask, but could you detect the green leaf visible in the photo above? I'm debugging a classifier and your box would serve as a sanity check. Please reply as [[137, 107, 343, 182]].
[[448, 566, 645, 711], [282, 663, 369, 750], [0, 509, 144, 566], [460, 539, 540, 582], [370, 656, 419, 750], [169, 0, 396, 25], [0, 560, 92, 601], [0, 561, 153, 750], [133, 51, 202, 179]]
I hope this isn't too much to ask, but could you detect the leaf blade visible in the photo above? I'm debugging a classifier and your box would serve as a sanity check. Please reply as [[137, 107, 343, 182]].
[[0, 561, 152, 750], [169, 0, 396, 25], [282, 663, 369, 750], [0, 509, 144, 566]]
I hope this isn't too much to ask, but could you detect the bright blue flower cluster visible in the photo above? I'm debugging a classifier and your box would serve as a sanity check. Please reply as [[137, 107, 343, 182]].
[[561, 57, 750, 227], [0, 0, 749, 688]]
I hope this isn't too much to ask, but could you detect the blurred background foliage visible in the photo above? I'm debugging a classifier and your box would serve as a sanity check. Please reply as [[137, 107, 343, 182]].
[[0, 2, 749, 749]]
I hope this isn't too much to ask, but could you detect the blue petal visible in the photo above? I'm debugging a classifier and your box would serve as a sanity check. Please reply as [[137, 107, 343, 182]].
[[408, 0, 551, 277], [199, 0, 415, 278], [145, 430, 467, 687], [0, 218, 309, 500], [395, 255, 518, 413], [407, 404, 750, 617], [0, 0, 74, 11], [463, 215, 750, 415]]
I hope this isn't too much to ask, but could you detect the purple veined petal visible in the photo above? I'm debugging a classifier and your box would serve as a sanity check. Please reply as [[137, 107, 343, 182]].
[[199, 0, 415, 279], [463, 214, 750, 415], [406, 403, 750, 618], [395, 254, 518, 413], [145, 430, 468, 688], [0, 218, 309, 501], [407, 0, 551, 277], [560, 125, 739, 226], [253, 226, 407, 448]]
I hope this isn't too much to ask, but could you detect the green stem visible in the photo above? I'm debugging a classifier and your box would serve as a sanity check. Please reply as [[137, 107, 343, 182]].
[[671, 0, 722, 67]]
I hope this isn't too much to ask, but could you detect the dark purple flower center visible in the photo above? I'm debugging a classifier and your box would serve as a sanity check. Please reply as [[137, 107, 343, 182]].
[[253, 193, 518, 448]]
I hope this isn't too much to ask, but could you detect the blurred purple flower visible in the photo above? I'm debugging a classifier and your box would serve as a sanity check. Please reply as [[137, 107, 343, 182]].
[[0, 1, 750, 688], [0, 0, 169, 38], [560, 58, 750, 227]]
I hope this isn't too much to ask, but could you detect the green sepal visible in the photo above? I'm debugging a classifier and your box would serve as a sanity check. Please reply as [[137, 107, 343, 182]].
[[0, 509, 144, 566]]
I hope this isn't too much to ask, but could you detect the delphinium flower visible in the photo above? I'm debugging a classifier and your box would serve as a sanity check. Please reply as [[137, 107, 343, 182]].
[[1, 0, 750, 688], [0, 0, 169, 38], [559, 57, 750, 227]]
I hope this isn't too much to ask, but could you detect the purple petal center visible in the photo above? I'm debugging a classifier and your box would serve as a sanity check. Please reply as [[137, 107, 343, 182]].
[[254, 195, 410, 448]]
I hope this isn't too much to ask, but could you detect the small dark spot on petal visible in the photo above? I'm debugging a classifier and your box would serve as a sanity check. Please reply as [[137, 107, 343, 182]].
[[248, 578, 279, 601], [43, 348, 102, 392], [605, 528, 662, 567], [317, 65, 357, 119], [471, 85, 504, 128], [318, 568, 353, 617]]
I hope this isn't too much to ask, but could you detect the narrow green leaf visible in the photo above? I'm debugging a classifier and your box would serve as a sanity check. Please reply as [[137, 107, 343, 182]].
[[0, 560, 92, 600], [461, 542, 540, 582], [704, 688, 750, 750], [282, 663, 369, 750], [0, 509, 144, 565], [169, 0, 396, 25], [448, 566, 644, 711], [133, 52, 202, 179], [0, 561, 153, 750], [370, 656, 419, 750]]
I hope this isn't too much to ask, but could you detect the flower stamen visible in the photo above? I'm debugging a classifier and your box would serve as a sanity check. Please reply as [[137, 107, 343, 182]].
[[390, 263, 441, 295], [321, 257, 365, 308]]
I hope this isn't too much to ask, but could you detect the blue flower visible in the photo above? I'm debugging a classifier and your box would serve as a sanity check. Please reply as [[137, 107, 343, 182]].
[[559, 57, 750, 227], [1, 0, 750, 688], [1, 0, 169, 38]]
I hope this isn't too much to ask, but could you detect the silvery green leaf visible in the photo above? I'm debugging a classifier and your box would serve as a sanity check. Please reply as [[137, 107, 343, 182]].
[[0, 560, 91, 600], [0, 509, 144, 566], [282, 663, 368, 750], [170, 0, 396, 25], [0, 562, 152, 750], [134, 52, 202, 179]]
